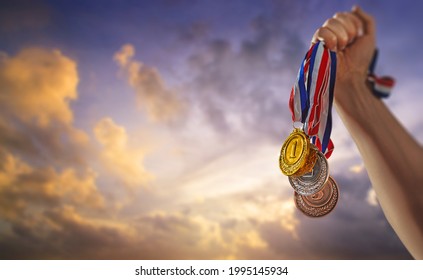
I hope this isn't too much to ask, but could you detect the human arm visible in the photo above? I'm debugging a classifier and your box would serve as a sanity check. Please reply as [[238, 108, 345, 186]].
[[312, 6, 423, 259]]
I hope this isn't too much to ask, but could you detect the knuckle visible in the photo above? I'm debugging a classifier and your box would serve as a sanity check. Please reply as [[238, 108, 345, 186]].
[[334, 12, 347, 20], [324, 18, 338, 27], [316, 27, 326, 33], [338, 36, 348, 46]]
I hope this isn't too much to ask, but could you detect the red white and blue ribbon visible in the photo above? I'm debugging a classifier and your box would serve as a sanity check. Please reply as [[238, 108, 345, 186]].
[[288, 44, 394, 159], [289, 41, 336, 158], [367, 49, 395, 98]]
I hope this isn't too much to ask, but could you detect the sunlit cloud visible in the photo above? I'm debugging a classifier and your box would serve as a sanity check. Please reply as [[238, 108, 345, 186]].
[[0, 47, 91, 171], [0, 48, 78, 127], [0, 151, 104, 217], [94, 117, 153, 189], [114, 44, 186, 122]]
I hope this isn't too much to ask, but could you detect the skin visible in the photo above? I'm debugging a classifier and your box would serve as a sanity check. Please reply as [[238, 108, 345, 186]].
[[312, 6, 423, 259]]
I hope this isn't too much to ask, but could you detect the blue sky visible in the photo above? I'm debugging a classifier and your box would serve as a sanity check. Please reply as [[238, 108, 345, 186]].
[[0, 0, 421, 259]]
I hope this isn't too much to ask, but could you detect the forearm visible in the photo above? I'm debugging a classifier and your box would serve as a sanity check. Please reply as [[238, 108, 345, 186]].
[[335, 79, 423, 259]]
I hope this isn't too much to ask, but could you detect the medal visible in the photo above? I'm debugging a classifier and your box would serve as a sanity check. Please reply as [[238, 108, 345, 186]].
[[294, 176, 339, 217], [288, 147, 329, 196], [279, 129, 317, 176]]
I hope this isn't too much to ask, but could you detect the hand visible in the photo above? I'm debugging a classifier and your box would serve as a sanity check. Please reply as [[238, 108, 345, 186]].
[[311, 6, 377, 112]]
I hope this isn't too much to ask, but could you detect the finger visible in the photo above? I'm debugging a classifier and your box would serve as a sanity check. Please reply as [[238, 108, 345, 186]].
[[323, 18, 349, 50], [352, 5, 375, 36], [311, 27, 338, 51], [344, 12, 364, 37], [334, 12, 357, 43]]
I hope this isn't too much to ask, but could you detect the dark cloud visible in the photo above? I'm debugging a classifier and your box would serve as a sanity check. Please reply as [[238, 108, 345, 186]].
[[0, 205, 226, 259], [178, 22, 210, 42], [0, 206, 130, 259], [0, 119, 91, 169], [184, 2, 309, 142]]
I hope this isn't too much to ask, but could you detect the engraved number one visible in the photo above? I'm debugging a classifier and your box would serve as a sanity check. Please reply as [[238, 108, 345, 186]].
[[290, 140, 298, 158]]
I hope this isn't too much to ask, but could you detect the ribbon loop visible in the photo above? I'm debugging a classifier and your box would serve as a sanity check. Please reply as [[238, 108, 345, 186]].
[[368, 49, 395, 98]]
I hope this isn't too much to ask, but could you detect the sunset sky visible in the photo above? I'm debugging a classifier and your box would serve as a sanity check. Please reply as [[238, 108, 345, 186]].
[[0, 0, 421, 259]]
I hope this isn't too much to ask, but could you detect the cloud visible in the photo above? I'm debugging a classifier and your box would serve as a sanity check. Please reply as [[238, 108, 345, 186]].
[[114, 44, 185, 122], [0, 151, 104, 221], [181, 2, 308, 140], [94, 117, 153, 189], [0, 151, 105, 260], [0, 204, 133, 259], [0, 202, 269, 259], [0, 47, 109, 259], [0, 47, 91, 169], [0, 47, 78, 127]]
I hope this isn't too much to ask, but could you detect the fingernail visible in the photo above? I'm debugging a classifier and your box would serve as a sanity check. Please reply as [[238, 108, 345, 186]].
[[358, 27, 364, 37]]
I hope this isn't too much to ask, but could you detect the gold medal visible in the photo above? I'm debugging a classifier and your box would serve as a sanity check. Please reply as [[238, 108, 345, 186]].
[[279, 129, 317, 176], [294, 176, 339, 218]]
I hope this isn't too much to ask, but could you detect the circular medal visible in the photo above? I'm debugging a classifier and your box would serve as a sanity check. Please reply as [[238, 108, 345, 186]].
[[279, 129, 316, 176], [288, 147, 329, 196], [294, 176, 339, 218]]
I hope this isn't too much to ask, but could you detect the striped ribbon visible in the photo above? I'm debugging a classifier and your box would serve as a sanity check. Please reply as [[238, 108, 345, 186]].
[[367, 49, 395, 98], [289, 42, 336, 158]]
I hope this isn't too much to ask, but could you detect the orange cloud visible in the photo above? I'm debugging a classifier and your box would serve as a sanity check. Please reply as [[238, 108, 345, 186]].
[[0, 151, 104, 222], [114, 44, 185, 122], [0, 48, 78, 127], [94, 117, 153, 188], [0, 47, 90, 170]]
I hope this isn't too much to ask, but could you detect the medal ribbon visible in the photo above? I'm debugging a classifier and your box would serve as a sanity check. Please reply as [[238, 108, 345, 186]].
[[289, 45, 394, 158], [289, 41, 336, 158], [367, 49, 395, 98]]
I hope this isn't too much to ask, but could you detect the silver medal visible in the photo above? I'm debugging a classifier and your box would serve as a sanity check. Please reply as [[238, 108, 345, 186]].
[[288, 147, 329, 196]]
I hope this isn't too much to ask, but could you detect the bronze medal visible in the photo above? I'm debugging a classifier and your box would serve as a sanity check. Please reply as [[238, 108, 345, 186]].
[[294, 176, 339, 217]]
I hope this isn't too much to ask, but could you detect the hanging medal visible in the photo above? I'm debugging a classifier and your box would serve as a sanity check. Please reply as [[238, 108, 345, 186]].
[[294, 176, 339, 217], [279, 41, 338, 217]]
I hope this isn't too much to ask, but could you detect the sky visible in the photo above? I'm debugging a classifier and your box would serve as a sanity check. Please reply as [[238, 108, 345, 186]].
[[0, 0, 421, 260]]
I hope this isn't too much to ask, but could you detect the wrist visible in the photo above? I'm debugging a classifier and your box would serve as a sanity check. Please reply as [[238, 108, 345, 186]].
[[334, 75, 379, 130]]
